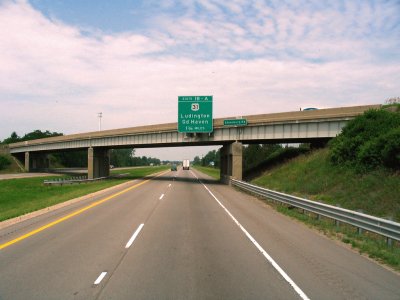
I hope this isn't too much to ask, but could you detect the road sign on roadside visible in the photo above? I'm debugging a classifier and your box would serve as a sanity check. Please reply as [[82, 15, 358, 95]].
[[178, 96, 213, 133], [223, 119, 248, 126]]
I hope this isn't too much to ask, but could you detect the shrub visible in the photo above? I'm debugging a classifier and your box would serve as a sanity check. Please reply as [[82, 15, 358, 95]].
[[0, 155, 11, 170], [329, 108, 400, 171], [381, 128, 400, 170]]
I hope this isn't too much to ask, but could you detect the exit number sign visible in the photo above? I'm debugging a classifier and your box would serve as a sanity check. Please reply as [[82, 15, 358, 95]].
[[178, 96, 213, 133]]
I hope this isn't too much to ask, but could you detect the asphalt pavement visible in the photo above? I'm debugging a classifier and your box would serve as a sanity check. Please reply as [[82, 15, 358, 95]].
[[0, 168, 399, 299]]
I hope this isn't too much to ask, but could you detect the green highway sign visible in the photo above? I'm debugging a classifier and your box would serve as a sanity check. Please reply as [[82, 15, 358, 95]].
[[178, 96, 213, 133], [223, 119, 248, 126]]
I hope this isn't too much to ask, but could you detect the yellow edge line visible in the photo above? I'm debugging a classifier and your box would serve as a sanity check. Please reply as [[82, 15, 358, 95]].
[[0, 170, 170, 250]]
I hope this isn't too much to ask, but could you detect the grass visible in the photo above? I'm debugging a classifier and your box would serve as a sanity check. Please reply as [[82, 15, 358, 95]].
[[0, 154, 24, 174], [250, 148, 400, 271], [193, 166, 220, 180], [0, 166, 168, 222], [273, 204, 400, 271], [252, 148, 400, 221], [110, 166, 168, 179]]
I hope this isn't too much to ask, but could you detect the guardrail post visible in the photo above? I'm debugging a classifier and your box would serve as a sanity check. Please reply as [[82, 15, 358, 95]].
[[386, 216, 394, 247], [335, 204, 341, 227], [357, 209, 364, 235]]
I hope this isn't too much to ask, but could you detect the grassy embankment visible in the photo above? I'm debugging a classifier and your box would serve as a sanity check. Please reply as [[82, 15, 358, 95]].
[[0, 166, 168, 222], [0, 153, 24, 174], [192, 165, 220, 180], [251, 148, 400, 270]]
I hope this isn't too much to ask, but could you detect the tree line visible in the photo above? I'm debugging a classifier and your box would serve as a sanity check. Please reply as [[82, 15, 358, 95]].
[[1, 130, 161, 168]]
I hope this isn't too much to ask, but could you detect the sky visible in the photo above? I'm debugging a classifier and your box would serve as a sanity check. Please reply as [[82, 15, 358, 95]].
[[0, 0, 399, 160]]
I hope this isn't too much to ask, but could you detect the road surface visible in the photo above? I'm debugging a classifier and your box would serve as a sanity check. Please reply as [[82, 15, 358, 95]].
[[0, 168, 399, 299]]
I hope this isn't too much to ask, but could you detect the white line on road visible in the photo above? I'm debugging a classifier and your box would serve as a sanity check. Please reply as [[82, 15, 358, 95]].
[[190, 171, 310, 300], [159, 194, 165, 200], [125, 223, 145, 249], [94, 272, 107, 285], [168, 184, 171, 188]]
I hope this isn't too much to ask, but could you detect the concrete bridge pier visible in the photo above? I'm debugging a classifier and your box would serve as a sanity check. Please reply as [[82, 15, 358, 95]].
[[88, 147, 110, 179], [24, 151, 50, 172], [220, 141, 242, 184]]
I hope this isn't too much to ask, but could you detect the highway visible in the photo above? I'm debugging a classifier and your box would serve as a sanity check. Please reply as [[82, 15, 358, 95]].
[[0, 169, 399, 299]]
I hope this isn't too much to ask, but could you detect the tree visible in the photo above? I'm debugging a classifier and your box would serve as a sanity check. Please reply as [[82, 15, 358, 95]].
[[53, 150, 87, 168], [110, 148, 135, 167], [193, 156, 201, 165], [243, 144, 261, 170], [329, 108, 400, 171], [2, 132, 21, 144], [201, 149, 220, 167], [2, 130, 63, 144], [21, 130, 62, 141], [384, 97, 400, 105], [243, 144, 282, 171]]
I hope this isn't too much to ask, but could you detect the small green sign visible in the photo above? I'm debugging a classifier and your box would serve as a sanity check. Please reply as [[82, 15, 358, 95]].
[[178, 96, 213, 133], [223, 119, 248, 126]]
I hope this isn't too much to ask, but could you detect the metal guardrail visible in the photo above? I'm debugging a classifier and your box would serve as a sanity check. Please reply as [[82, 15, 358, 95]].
[[43, 172, 131, 185], [231, 179, 400, 242], [43, 176, 106, 186]]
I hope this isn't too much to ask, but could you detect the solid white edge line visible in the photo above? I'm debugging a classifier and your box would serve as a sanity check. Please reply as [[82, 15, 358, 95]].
[[94, 272, 107, 285], [199, 181, 310, 300], [125, 223, 145, 249], [159, 194, 165, 200]]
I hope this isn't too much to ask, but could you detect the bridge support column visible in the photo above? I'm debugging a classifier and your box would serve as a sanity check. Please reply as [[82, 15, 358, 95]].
[[25, 152, 30, 172], [24, 151, 49, 172], [220, 142, 242, 184], [88, 147, 110, 179]]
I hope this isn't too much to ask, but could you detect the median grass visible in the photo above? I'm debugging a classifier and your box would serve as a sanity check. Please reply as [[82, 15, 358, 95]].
[[0, 166, 168, 222], [193, 166, 220, 180], [250, 148, 400, 271]]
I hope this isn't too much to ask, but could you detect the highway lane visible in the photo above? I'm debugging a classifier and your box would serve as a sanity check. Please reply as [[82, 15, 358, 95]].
[[98, 170, 300, 300], [0, 168, 399, 299], [0, 172, 172, 299]]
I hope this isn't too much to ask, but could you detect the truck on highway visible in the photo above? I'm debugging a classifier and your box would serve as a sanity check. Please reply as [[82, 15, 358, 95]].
[[182, 159, 190, 170]]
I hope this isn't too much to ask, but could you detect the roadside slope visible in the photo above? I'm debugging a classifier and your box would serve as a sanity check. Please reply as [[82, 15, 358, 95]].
[[252, 148, 400, 222]]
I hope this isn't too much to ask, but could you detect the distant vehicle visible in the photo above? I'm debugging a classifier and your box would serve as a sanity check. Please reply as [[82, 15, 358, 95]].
[[171, 164, 177, 171], [182, 159, 190, 170], [303, 107, 318, 111]]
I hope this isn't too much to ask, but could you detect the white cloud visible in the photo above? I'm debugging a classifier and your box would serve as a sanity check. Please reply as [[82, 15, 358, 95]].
[[0, 0, 399, 159]]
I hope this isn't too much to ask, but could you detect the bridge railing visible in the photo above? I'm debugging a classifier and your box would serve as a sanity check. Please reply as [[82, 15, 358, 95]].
[[231, 179, 400, 243], [43, 176, 106, 186]]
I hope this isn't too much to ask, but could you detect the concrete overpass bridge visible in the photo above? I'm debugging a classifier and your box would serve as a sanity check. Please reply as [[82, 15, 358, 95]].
[[8, 104, 379, 182]]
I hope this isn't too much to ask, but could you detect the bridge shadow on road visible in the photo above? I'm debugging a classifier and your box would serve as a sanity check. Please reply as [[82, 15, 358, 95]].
[[111, 174, 222, 186], [148, 175, 222, 186]]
